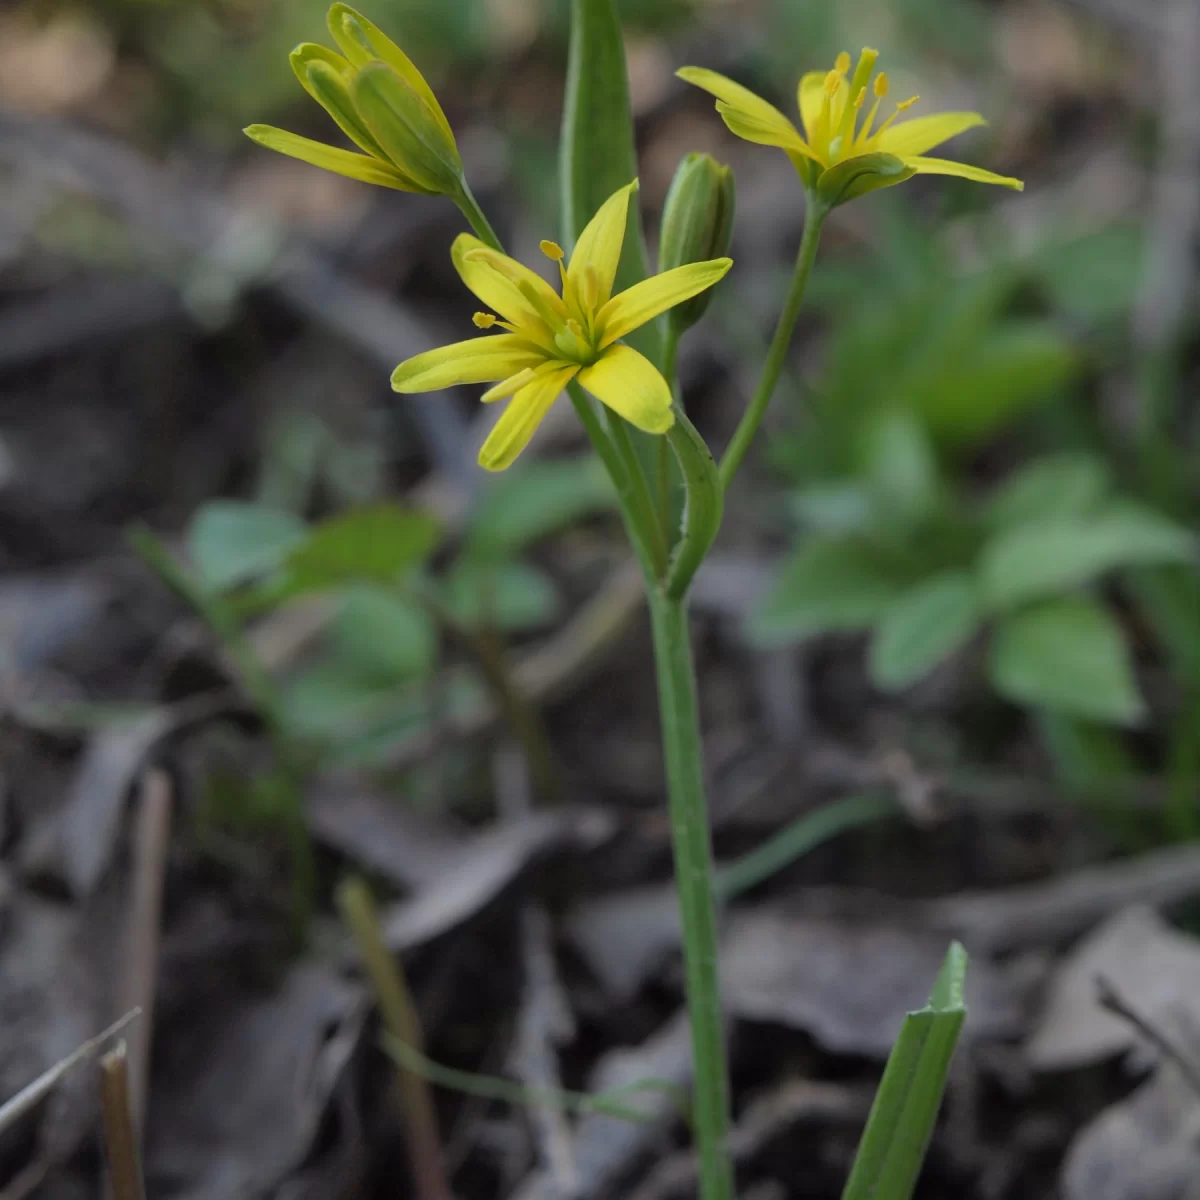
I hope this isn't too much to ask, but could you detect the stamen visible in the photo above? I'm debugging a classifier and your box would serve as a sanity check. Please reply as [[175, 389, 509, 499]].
[[897, 94, 919, 110], [539, 240, 565, 262], [580, 264, 600, 313], [853, 87, 866, 109], [823, 69, 841, 97], [834, 47, 878, 150], [874, 72, 889, 97], [872, 96, 919, 143], [834, 51, 850, 74], [473, 312, 498, 328]]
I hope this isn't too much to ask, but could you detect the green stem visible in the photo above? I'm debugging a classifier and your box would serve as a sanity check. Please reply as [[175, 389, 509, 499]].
[[455, 181, 504, 252], [718, 196, 826, 491], [663, 326, 681, 396], [609, 411, 669, 578], [647, 587, 733, 1200]]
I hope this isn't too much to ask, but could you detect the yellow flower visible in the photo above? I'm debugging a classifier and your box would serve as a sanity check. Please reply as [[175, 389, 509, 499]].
[[391, 182, 732, 471], [244, 4, 461, 196], [678, 48, 1023, 205]]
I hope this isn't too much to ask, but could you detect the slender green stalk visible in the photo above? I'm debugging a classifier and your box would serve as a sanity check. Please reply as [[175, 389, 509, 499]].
[[662, 326, 682, 396], [455, 181, 504, 252], [609, 410, 669, 578], [647, 588, 733, 1200], [718, 197, 827, 490]]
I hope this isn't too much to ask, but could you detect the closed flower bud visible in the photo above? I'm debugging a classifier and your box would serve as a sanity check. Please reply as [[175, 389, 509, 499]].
[[658, 153, 735, 334], [351, 61, 464, 196]]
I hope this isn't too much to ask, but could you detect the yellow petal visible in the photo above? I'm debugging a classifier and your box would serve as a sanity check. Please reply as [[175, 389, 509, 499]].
[[904, 155, 1024, 190], [567, 181, 636, 312], [716, 104, 819, 159], [597, 259, 733, 349], [576, 345, 675, 435], [243, 125, 421, 190], [678, 67, 806, 150], [326, 3, 456, 152], [797, 71, 829, 142], [451, 235, 565, 343], [875, 112, 986, 156], [478, 364, 579, 471], [293, 52, 389, 161], [391, 335, 547, 392]]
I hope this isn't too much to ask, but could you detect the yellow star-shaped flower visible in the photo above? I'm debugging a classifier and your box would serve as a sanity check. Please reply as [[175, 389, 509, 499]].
[[391, 182, 732, 471], [679, 48, 1022, 205]]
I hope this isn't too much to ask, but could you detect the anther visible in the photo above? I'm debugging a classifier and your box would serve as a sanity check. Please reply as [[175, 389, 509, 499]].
[[874, 72, 888, 97], [853, 87, 866, 109], [581, 264, 600, 312], [824, 69, 841, 97], [834, 51, 850, 74], [540, 240, 565, 262], [473, 312, 498, 329], [897, 95, 919, 111]]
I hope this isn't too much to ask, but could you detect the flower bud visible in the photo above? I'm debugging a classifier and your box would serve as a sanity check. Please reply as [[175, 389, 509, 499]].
[[658, 153, 735, 334], [351, 61, 464, 196]]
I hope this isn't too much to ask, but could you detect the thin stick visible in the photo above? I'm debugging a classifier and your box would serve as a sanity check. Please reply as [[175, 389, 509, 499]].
[[98, 1044, 146, 1200], [338, 878, 452, 1200], [1095, 974, 1200, 1099], [122, 767, 172, 1136]]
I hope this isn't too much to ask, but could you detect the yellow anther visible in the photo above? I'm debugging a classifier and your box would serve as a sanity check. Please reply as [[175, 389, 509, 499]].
[[897, 94, 919, 111], [567, 318, 586, 340], [580, 264, 600, 312], [473, 312, 498, 329], [540, 239, 565, 262], [853, 87, 866, 109], [823, 69, 841, 97], [834, 51, 850, 74], [874, 72, 889, 97]]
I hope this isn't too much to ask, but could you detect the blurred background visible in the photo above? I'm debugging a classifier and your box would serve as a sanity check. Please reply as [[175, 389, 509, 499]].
[[2, 0, 1199, 1197]]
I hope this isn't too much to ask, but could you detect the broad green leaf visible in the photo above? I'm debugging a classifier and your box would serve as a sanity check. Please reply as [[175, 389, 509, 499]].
[[1126, 565, 1200, 689], [282, 659, 399, 739], [749, 539, 906, 646], [982, 453, 1110, 531], [464, 456, 616, 561], [979, 504, 1195, 613], [988, 597, 1145, 725], [188, 501, 307, 591], [856, 409, 939, 525], [560, 0, 658, 362], [442, 561, 561, 632], [333, 586, 438, 683], [284, 505, 441, 593], [841, 942, 967, 1200], [869, 571, 980, 691]]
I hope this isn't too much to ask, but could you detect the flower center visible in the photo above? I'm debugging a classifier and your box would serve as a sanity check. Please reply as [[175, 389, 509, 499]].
[[818, 49, 920, 164]]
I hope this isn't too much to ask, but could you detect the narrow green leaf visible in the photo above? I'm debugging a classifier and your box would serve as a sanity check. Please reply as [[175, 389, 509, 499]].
[[665, 409, 724, 600], [284, 506, 441, 593], [841, 942, 968, 1200], [979, 503, 1195, 613], [869, 571, 980, 691], [749, 539, 906, 646], [989, 597, 1145, 725], [560, 0, 658, 361], [187, 501, 307, 592], [464, 456, 617, 561]]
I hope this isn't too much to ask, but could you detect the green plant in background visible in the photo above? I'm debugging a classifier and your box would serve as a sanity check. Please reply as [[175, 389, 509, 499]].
[[230, 3, 1031, 1195]]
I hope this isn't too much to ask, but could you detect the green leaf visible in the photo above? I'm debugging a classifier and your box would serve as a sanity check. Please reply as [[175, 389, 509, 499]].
[[187, 501, 307, 592], [559, 0, 657, 361], [665, 409, 724, 600], [869, 571, 980, 691], [919, 322, 1076, 447], [982, 453, 1110, 531], [979, 504, 1195, 612], [749, 539, 905, 646], [442, 561, 561, 632], [333, 586, 438, 683], [284, 505, 441, 593], [841, 942, 968, 1200], [1126, 565, 1200, 689], [988, 597, 1145, 725], [856, 408, 939, 526], [464, 456, 616, 561], [1033, 223, 1144, 323], [815, 153, 915, 208]]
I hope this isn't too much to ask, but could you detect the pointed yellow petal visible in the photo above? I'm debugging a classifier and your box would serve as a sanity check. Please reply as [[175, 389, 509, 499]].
[[597, 259, 733, 349], [715, 104, 820, 159], [904, 155, 1024, 190], [243, 125, 420, 190], [678, 67, 806, 150], [576, 345, 675, 435], [876, 112, 987, 156], [391, 335, 547, 393], [292, 51, 389, 161], [798, 71, 829, 142], [478, 364, 579, 471], [567, 181, 636, 311], [326, 3, 456, 151], [451, 235, 565, 344]]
